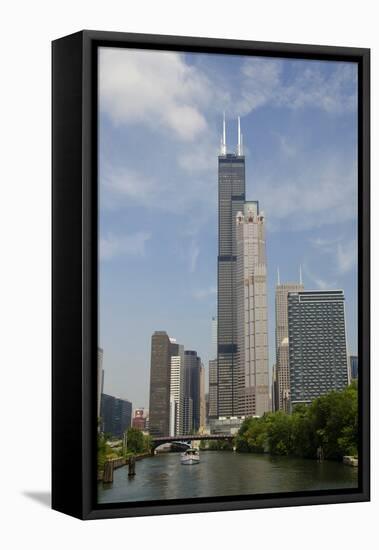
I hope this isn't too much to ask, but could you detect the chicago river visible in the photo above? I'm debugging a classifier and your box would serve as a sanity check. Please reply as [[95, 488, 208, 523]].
[[98, 452, 358, 504]]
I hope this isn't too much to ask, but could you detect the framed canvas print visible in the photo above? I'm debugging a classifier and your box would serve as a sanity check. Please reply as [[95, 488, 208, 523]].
[[52, 30, 370, 520]]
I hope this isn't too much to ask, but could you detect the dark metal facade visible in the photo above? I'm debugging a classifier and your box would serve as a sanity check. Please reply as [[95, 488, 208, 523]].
[[217, 153, 245, 416], [184, 350, 201, 431], [288, 290, 349, 406], [100, 393, 132, 437]]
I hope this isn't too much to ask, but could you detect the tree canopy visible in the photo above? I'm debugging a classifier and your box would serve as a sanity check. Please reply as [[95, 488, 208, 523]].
[[236, 382, 358, 460]]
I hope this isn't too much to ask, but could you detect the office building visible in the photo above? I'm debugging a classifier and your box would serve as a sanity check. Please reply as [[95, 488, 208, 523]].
[[272, 368, 279, 408], [208, 316, 218, 419], [169, 343, 185, 436], [208, 358, 218, 419], [148, 331, 180, 437], [217, 115, 246, 417], [288, 290, 349, 407], [184, 350, 202, 433], [275, 279, 304, 411], [199, 364, 206, 432], [183, 397, 193, 434], [132, 408, 146, 431], [100, 393, 132, 438], [235, 202, 270, 416], [350, 355, 358, 380]]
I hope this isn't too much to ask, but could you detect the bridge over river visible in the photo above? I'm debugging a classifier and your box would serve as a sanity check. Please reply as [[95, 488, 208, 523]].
[[151, 433, 234, 450]]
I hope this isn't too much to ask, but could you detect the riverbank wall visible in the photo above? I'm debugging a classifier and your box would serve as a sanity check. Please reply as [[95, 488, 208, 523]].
[[98, 452, 151, 481]]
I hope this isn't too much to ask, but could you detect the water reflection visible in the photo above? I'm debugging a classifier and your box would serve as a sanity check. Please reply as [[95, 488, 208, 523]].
[[98, 451, 358, 504]]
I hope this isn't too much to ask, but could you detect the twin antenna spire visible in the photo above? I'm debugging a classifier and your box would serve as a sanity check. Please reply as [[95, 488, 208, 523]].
[[220, 113, 243, 156], [276, 266, 303, 286]]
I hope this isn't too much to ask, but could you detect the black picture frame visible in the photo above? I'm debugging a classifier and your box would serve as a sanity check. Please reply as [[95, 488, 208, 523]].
[[52, 30, 370, 520]]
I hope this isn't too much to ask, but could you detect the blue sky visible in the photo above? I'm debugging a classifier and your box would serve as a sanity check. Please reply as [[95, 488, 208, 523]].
[[99, 47, 358, 409]]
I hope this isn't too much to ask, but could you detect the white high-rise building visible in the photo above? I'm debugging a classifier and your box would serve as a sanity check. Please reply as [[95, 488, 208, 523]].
[[236, 202, 270, 417], [199, 363, 206, 431], [169, 344, 184, 436]]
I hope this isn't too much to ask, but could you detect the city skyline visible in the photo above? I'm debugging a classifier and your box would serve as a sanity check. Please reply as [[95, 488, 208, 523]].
[[99, 48, 358, 408]]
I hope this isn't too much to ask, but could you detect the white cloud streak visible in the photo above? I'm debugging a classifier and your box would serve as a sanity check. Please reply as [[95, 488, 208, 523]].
[[192, 286, 217, 300], [336, 239, 357, 274], [310, 236, 357, 276], [232, 58, 357, 116], [188, 240, 200, 273], [100, 232, 152, 261]]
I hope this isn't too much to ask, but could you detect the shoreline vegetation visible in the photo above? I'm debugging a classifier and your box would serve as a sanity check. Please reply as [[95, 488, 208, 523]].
[[235, 382, 358, 461], [98, 383, 358, 479], [98, 427, 152, 479]]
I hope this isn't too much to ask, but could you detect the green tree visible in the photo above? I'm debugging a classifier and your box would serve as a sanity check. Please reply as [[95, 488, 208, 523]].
[[235, 383, 358, 461], [236, 416, 267, 453], [126, 428, 152, 454], [266, 412, 294, 455], [126, 427, 145, 453]]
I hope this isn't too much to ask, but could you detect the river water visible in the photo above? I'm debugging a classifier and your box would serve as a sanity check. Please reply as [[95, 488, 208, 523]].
[[97, 451, 358, 504]]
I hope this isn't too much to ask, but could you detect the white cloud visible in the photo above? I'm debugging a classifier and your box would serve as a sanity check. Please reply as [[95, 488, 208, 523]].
[[101, 165, 158, 207], [236, 58, 357, 116], [192, 286, 217, 300], [309, 236, 357, 276], [99, 48, 211, 141], [100, 232, 151, 261], [274, 133, 297, 158], [336, 239, 357, 274], [188, 240, 200, 273], [99, 51, 357, 233], [303, 264, 337, 290], [255, 153, 357, 231]]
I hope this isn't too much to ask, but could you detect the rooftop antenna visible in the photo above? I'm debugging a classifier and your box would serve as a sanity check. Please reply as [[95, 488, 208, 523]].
[[299, 264, 303, 285], [277, 267, 280, 286], [237, 116, 243, 156], [220, 112, 227, 155]]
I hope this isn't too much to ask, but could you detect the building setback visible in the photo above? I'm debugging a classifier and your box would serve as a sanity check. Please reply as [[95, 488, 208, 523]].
[[235, 202, 270, 416], [217, 116, 246, 417], [288, 290, 349, 407], [274, 281, 304, 412], [100, 393, 132, 438], [148, 331, 179, 437]]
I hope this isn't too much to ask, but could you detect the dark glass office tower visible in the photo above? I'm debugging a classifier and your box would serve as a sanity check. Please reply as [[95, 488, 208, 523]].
[[288, 290, 349, 407], [100, 393, 132, 437], [184, 350, 202, 432], [217, 117, 246, 417]]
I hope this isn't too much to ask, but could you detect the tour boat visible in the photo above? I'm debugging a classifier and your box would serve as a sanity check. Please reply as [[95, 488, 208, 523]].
[[180, 448, 200, 465]]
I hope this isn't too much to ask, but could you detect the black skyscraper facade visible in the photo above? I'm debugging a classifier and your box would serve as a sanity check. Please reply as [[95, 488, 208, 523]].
[[216, 119, 246, 417], [100, 393, 132, 437], [184, 350, 202, 431]]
